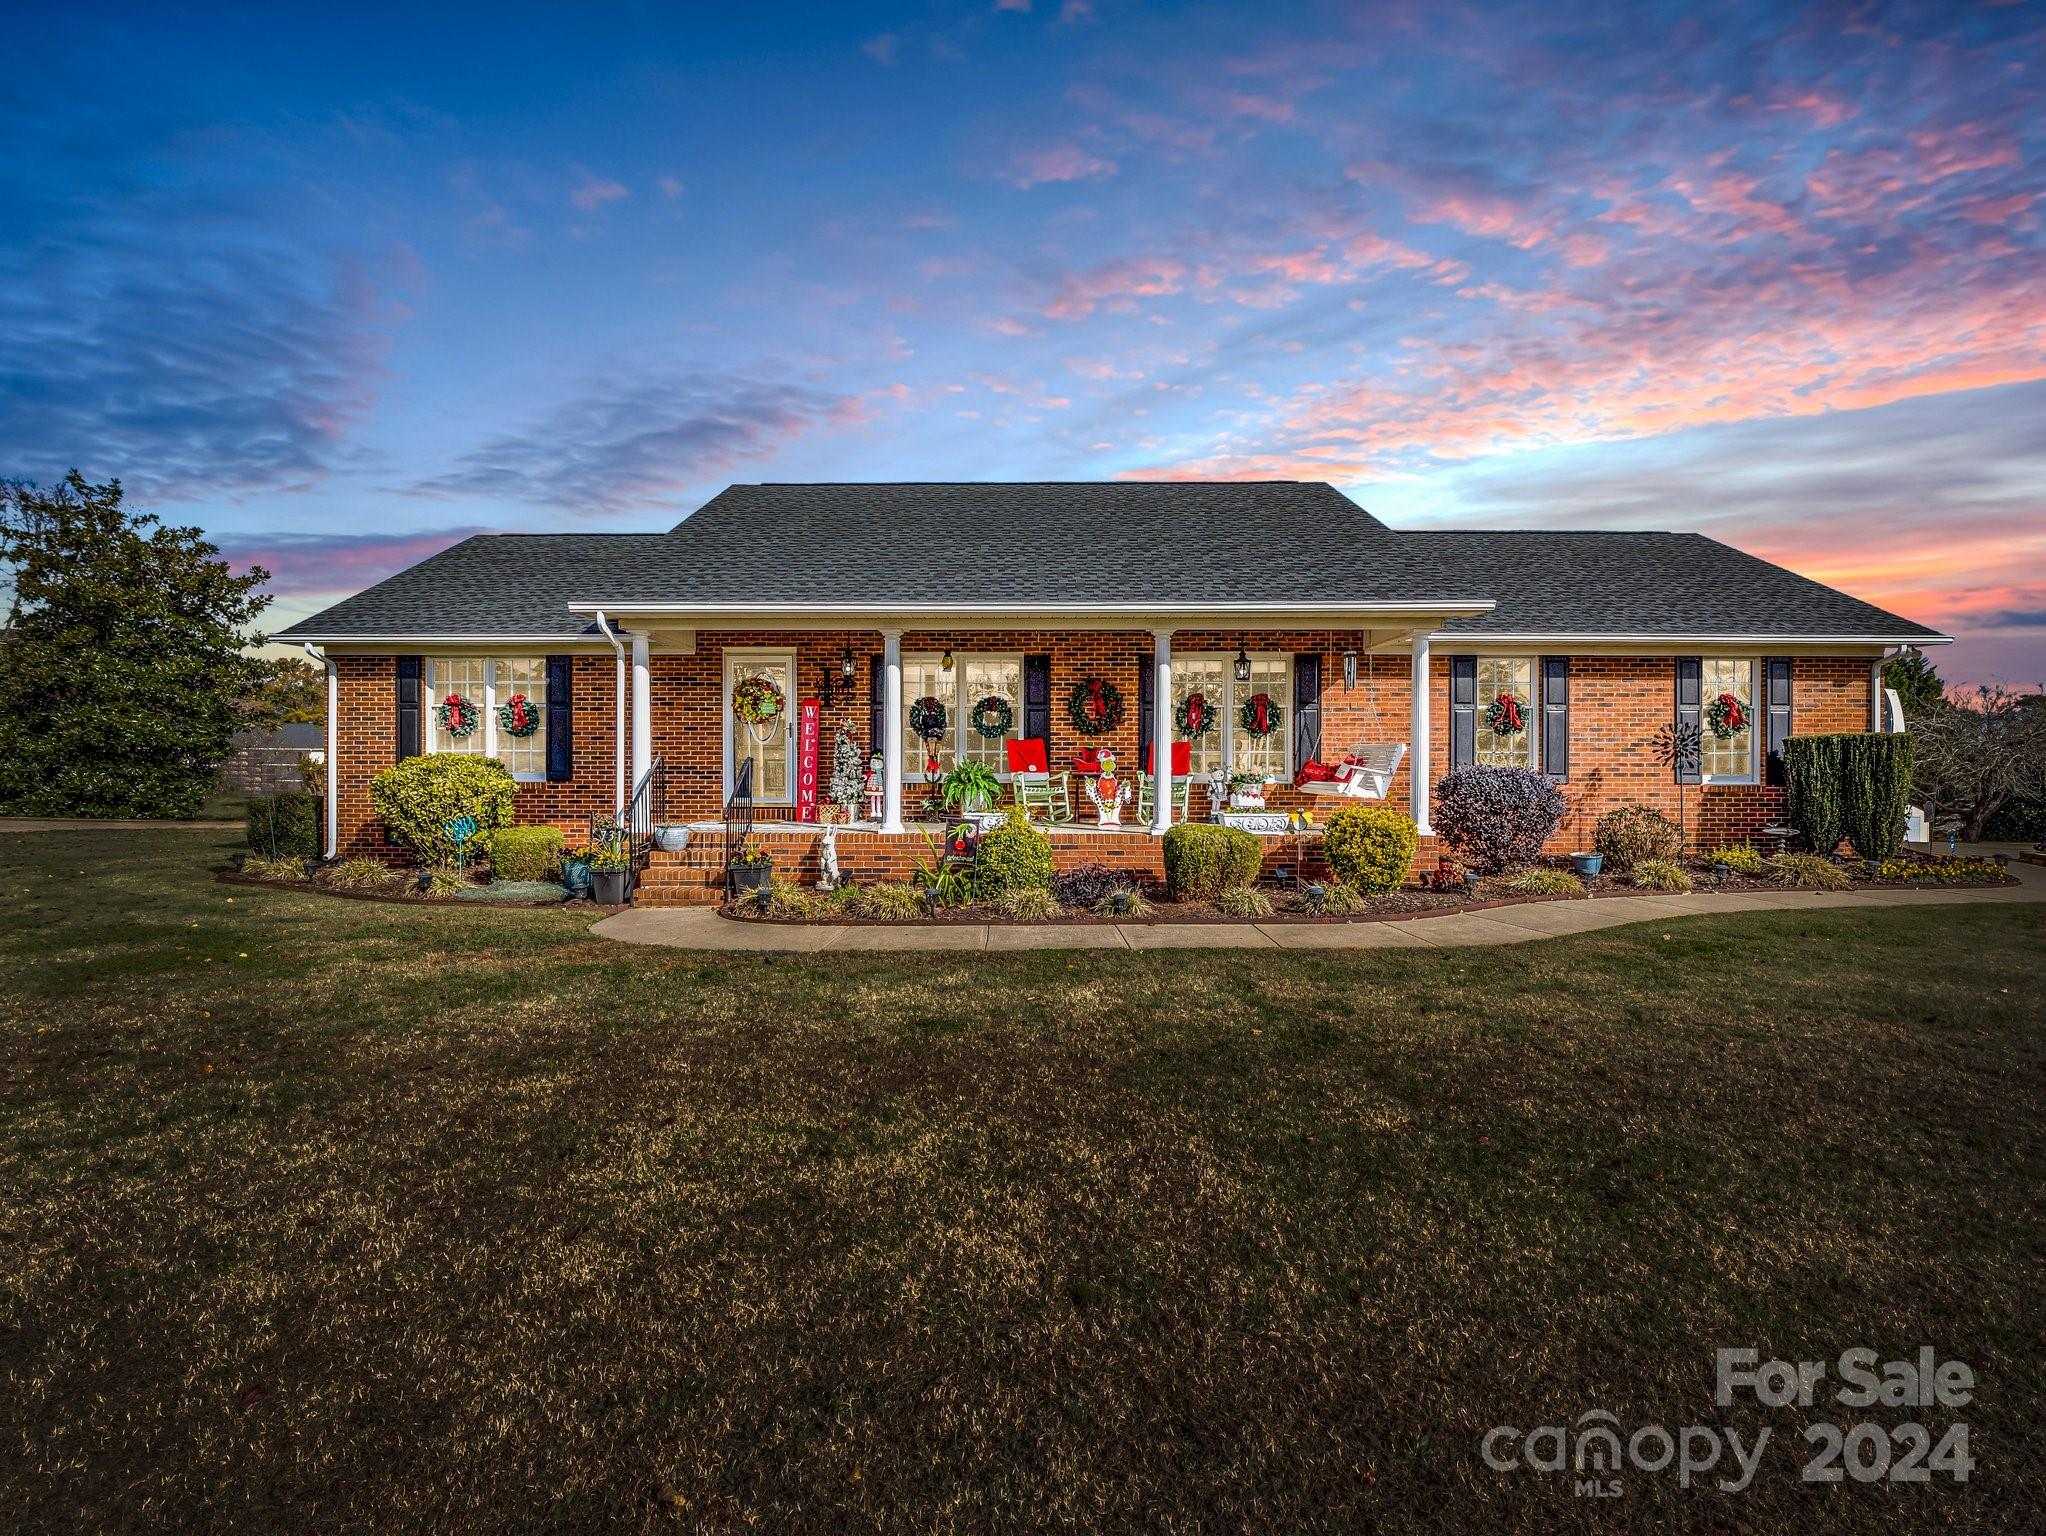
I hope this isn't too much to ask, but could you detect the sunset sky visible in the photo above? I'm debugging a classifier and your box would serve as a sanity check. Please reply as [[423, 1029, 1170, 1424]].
[[5, 1, 2041, 681]]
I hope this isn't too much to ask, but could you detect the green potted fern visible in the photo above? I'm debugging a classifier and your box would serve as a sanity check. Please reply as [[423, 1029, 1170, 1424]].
[[939, 761, 1002, 815]]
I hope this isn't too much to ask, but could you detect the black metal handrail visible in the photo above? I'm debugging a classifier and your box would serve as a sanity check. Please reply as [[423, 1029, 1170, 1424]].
[[723, 758, 755, 897], [592, 755, 665, 859]]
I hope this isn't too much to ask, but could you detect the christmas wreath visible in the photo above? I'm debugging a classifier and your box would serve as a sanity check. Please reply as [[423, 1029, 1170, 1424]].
[[1486, 692, 1527, 736], [497, 692, 541, 738], [968, 694, 1014, 740], [1068, 677, 1124, 736], [1175, 690, 1218, 739], [908, 694, 949, 741], [731, 674, 786, 726], [437, 692, 481, 740], [1238, 691, 1283, 739], [1705, 691, 1748, 739]]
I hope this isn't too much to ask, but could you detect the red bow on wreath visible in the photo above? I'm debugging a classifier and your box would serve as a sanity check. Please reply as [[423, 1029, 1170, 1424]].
[[1085, 677, 1108, 722], [1717, 693, 1744, 732], [1186, 695, 1206, 734], [1493, 693, 1522, 732], [1251, 694, 1271, 735], [509, 696, 531, 731]]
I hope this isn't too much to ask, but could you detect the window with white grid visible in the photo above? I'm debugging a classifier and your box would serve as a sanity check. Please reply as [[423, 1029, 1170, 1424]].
[[1701, 658, 1757, 783], [960, 658, 1021, 771], [901, 659, 950, 780], [1172, 657, 1229, 779], [426, 657, 548, 779], [1475, 657, 1538, 768], [1230, 656, 1292, 781]]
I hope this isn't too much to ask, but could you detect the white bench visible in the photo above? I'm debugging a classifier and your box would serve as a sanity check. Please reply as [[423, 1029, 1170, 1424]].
[[1299, 742, 1406, 800]]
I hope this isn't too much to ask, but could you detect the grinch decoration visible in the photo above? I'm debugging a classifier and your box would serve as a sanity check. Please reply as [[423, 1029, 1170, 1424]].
[[968, 694, 1014, 741], [1705, 691, 1748, 739], [1085, 750, 1130, 826], [1175, 690, 1217, 739], [497, 692, 541, 738], [1068, 676, 1124, 737], [1486, 692, 1526, 736], [437, 692, 481, 740], [1238, 691, 1282, 739], [909, 694, 948, 777]]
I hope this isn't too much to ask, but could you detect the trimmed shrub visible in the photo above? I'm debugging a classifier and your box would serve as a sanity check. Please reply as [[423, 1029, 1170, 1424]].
[[1052, 861, 1142, 909], [1840, 733, 1914, 861], [1508, 867, 1582, 895], [1431, 766, 1566, 872], [1783, 735, 1847, 854], [246, 792, 320, 858], [369, 755, 517, 867], [1162, 824, 1263, 900], [488, 825, 564, 883], [1594, 804, 1682, 870], [1706, 844, 1768, 876], [1630, 858, 1692, 892], [1322, 803, 1418, 893], [993, 886, 1062, 920], [971, 807, 1055, 899], [1215, 886, 1275, 918], [1770, 852, 1851, 890]]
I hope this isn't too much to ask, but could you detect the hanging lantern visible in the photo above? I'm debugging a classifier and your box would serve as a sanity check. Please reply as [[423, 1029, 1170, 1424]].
[[1233, 642, 1252, 684], [941, 649, 954, 671], [840, 644, 856, 682]]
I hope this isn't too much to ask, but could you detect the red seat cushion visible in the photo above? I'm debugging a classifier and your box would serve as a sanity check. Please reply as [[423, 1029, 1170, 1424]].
[[1296, 758, 1335, 784], [1005, 737, 1049, 774]]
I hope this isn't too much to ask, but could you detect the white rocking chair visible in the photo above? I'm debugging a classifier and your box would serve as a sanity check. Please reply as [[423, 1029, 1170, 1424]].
[[1300, 742, 1406, 801]]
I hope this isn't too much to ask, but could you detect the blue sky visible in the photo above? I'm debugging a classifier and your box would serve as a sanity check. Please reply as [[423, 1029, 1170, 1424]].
[[3, 0, 2041, 680]]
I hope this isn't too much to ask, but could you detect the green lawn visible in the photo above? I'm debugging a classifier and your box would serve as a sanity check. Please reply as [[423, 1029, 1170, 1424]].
[[3, 830, 2041, 1532]]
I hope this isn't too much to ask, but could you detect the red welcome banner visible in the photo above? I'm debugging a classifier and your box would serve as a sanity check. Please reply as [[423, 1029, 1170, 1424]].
[[795, 699, 821, 822]]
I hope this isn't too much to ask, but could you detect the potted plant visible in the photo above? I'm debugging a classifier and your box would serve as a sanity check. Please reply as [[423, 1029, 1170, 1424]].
[[653, 823, 691, 853], [589, 845, 634, 905], [1570, 850, 1604, 877], [1228, 771, 1270, 810], [729, 837, 773, 895], [561, 843, 597, 897], [939, 760, 1002, 815]]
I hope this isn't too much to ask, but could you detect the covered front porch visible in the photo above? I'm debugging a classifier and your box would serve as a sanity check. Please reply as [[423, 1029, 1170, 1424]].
[[580, 601, 1479, 860]]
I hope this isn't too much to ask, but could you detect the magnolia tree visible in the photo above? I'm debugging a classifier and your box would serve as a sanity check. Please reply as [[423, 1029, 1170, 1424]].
[[1910, 684, 2046, 842], [0, 474, 269, 818]]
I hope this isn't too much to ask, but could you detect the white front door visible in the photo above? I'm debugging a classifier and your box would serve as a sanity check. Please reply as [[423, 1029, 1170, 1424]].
[[726, 650, 796, 805]]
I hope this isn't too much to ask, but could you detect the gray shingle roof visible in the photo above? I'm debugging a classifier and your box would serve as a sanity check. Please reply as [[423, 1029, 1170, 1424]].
[[275, 482, 1945, 642], [1418, 531, 1943, 639]]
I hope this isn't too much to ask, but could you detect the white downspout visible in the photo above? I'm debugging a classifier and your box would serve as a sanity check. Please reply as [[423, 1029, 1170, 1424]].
[[594, 611, 627, 816], [302, 642, 338, 860]]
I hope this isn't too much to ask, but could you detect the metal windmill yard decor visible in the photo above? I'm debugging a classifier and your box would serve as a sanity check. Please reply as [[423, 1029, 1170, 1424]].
[[445, 815, 479, 874], [1652, 720, 1703, 852]]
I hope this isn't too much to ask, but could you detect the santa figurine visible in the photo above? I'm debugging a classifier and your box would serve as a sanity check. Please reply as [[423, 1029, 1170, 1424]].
[[863, 757, 884, 823]]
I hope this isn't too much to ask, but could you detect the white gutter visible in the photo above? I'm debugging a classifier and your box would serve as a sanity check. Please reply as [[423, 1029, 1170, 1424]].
[[592, 611, 627, 816], [1424, 631, 1952, 647], [302, 642, 338, 861], [568, 599, 1497, 617], [284, 633, 614, 648]]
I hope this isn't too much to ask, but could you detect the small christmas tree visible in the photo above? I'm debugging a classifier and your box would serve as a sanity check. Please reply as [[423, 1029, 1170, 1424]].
[[829, 726, 866, 818]]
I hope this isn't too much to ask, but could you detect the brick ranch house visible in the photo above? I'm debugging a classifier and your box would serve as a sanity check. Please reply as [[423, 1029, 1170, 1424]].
[[278, 483, 1946, 904]]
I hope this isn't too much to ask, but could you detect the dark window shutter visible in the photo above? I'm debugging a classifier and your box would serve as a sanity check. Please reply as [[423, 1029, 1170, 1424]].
[[396, 656, 423, 760], [1540, 656, 1569, 781], [1449, 655, 1477, 768], [869, 654, 886, 758], [1023, 654, 1051, 743], [1764, 657, 1793, 786], [1293, 652, 1322, 770], [1137, 652, 1156, 771], [1674, 657, 1703, 784], [545, 655, 573, 781]]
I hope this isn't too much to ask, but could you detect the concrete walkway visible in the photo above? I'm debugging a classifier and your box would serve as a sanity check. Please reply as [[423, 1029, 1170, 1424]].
[[595, 859, 2044, 952]]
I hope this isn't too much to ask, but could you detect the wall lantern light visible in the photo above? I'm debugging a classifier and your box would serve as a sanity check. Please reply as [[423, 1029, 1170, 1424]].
[[841, 644, 856, 682], [941, 649, 955, 671], [1233, 642, 1252, 684]]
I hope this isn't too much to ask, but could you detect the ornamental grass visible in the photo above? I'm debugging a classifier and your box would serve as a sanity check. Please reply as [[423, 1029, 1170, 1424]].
[[1770, 852, 1852, 890]]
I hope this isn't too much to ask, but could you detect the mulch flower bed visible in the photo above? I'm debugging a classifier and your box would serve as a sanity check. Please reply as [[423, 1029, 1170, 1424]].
[[723, 850, 2018, 926], [217, 867, 623, 909]]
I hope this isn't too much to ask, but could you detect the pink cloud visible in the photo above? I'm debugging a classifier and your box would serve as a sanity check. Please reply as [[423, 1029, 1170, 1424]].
[[1043, 255, 1187, 319], [1009, 144, 1117, 189], [1227, 92, 1295, 124]]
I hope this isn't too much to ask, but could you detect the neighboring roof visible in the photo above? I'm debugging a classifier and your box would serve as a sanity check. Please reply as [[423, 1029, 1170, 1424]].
[[1419, 531, 1945, 641], [275, 482, 1946, 644]]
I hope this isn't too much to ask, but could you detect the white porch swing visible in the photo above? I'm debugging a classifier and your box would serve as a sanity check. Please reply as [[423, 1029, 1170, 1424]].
[[1300, 644, 1407, 802]]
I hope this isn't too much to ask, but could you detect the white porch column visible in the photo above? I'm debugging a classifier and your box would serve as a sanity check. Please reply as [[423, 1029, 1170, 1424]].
[[880, 628, 905, 833], [1409, 631, 1433, 836], [630, 631, 652, 788], [1151, 627, 1174, 835]]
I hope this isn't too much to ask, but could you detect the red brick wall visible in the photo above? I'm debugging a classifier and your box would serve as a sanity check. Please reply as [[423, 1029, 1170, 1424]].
[[328, 642, 1873, 861]]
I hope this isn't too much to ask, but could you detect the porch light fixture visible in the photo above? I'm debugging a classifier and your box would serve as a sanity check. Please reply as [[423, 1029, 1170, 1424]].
[[840, 644, 856, 682], [1343, 646, 1359, 691], [1233, 642, 1251, 684], [941, 648, 954, 671]]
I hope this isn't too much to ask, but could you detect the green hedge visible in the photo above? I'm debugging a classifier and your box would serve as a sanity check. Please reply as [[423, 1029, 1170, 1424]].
[[1783, 736, 1846, 855], [487, 825, 564, 883], [971, 809, 1054, 899], [1841, 733, 1914, 861], [1322, 803, 1417, 893], [1161, 823, 1262, 901], [369, 755, 517, 866], [245, 792, 320, 858]]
